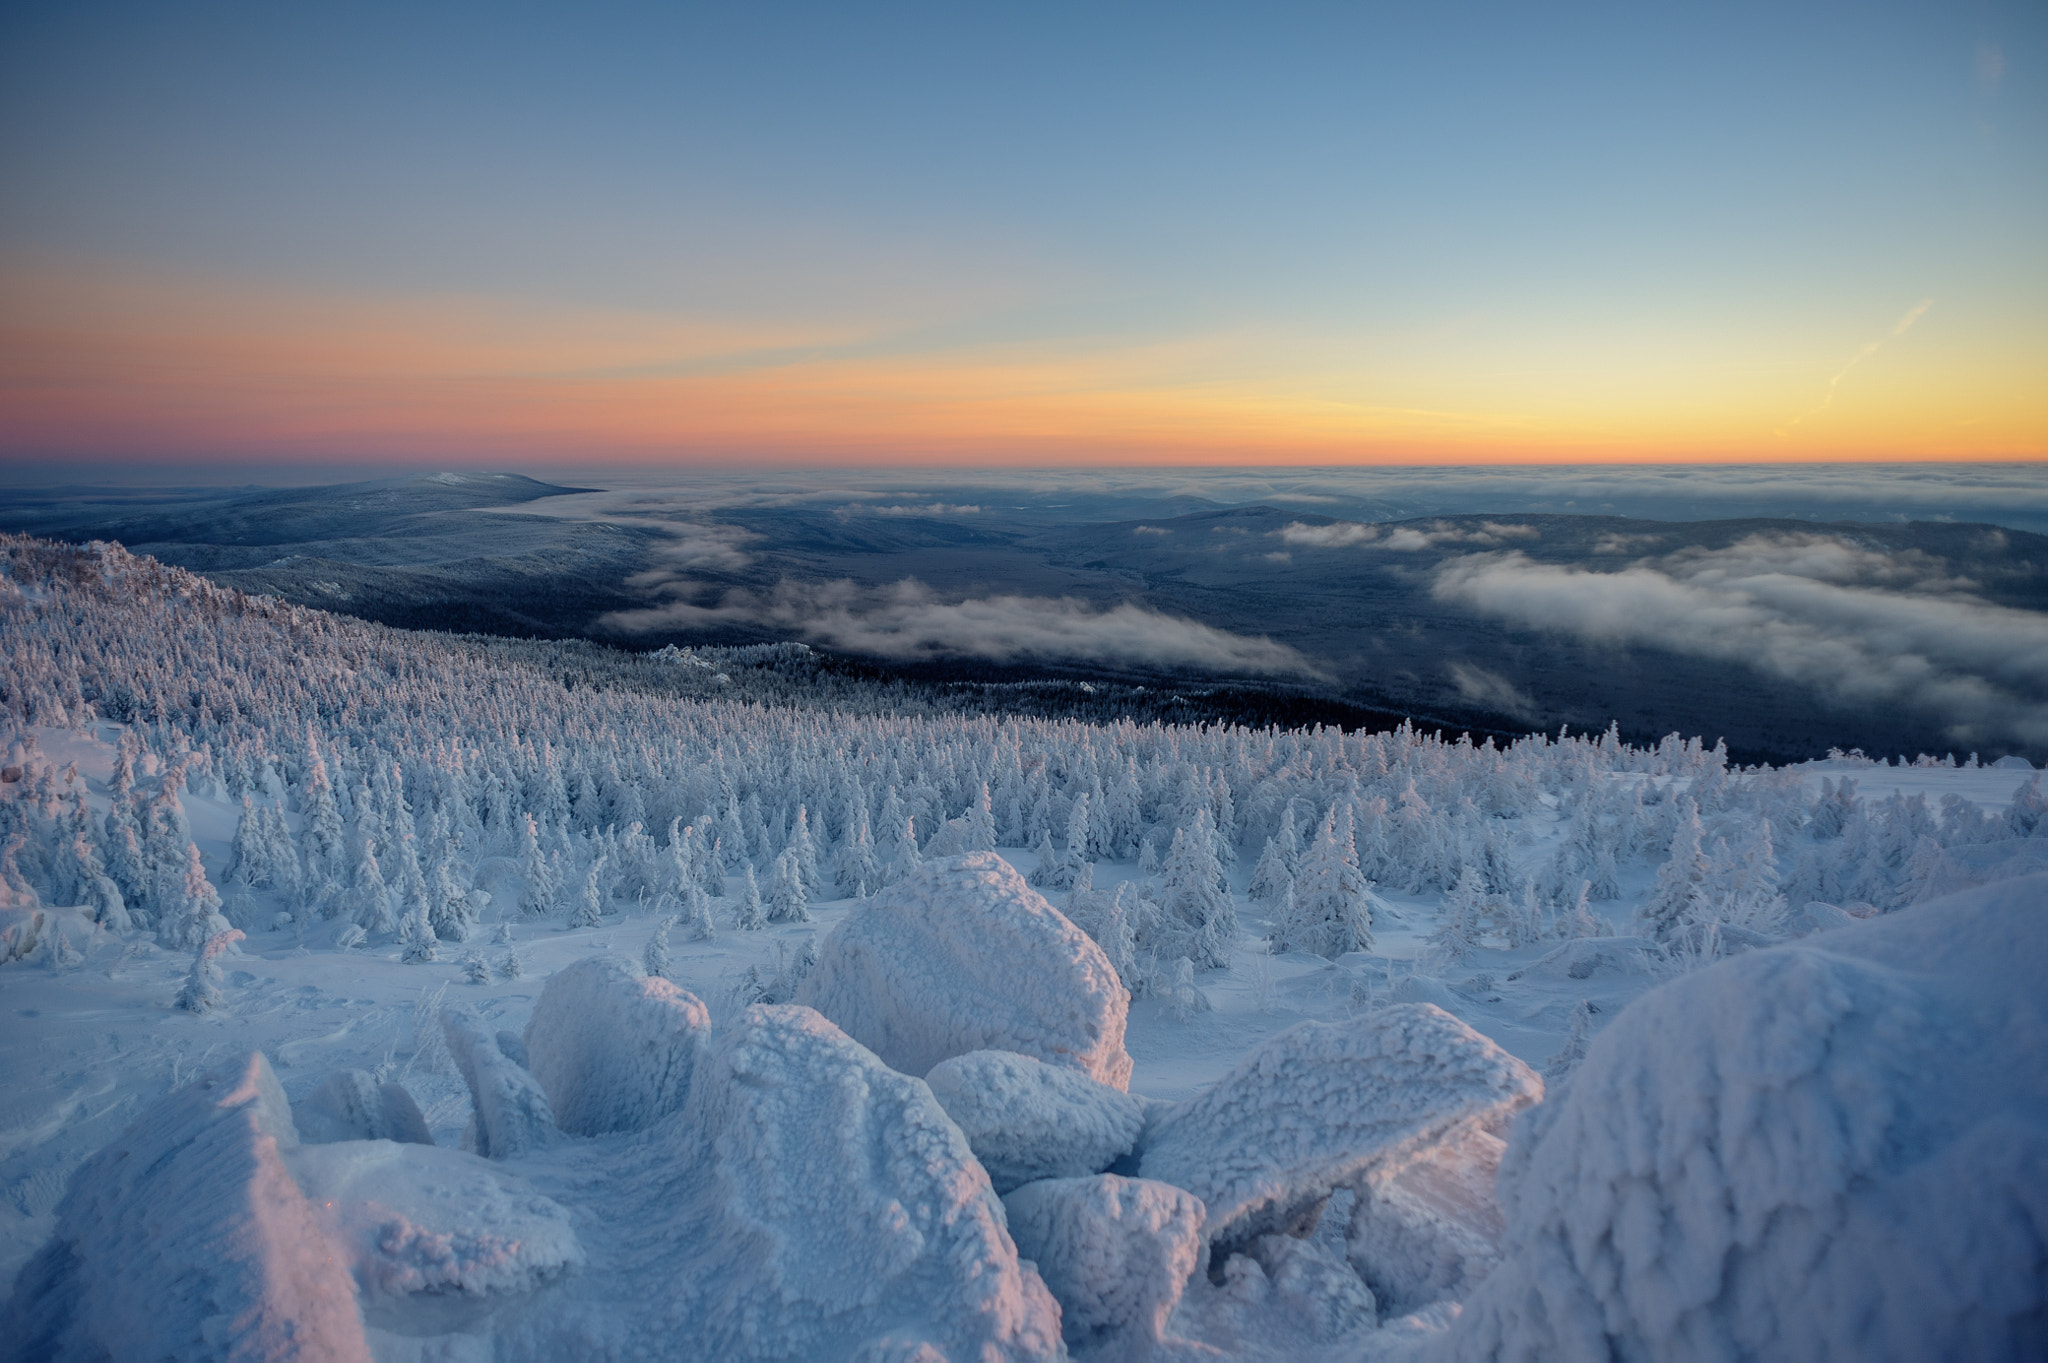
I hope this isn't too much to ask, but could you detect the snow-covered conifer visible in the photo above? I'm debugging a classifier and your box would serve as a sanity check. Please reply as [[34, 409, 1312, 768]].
[[1430, 866, 1489, 963], [644, 915, 674, 979], [767, 847, 810, 924], [571, 854, 608, 929], [519, 814, 559, 915], [787, 805, 823, 894], [834, 812, 884, 898], [1282, 809, 1374, 959], [1025, 827, 1062, 888], [401, 900, 438, 963], [733, 863, 766, 930], [1248, 835, 1292, 903], [1544, 998, 1600, 1082], [888, 817, 923, 884], [174, 927, 244, 1012], [159, 842, 232, 951], [1642, 797, 1708, 943], [1160, 819, 1236, 969], [464, 952, 491, 984], [1167, 956, 1209, 1022]]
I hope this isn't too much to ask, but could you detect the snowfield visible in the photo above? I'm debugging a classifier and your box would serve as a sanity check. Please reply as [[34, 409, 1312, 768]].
[[0, 534, 2044, 1361]]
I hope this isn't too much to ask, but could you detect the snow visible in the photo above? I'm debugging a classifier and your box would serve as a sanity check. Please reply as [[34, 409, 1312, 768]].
[[295, 1069, 434, 1146], [628, 1003, 1066, 1362], [925, 1049, 1148, 1194], [520, 952, 710, 1136], [0, 1051, 371, 1362], [798, 852, 1134, 1090], [1138, 1005, 1542, 1254], [1440, 875, 2048, 1363], [1344, 1122, 1507, 1316], [1001, 1174, 1206, 1351], [285, 1139, 581, 1303], [439, 1006, 557, 1159]]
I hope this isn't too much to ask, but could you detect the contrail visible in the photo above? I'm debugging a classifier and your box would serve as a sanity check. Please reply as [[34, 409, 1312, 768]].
[[1781, 298, 1933, 434]]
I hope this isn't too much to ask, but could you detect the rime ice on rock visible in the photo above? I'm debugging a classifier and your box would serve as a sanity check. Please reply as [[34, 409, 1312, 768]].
[[522, 952, 711, 1136], [1138, 1005, 1541, 1253], [286, 1139, 582, 1299], [442, 1004, 558, 1158], [295, 1067, 434, 1145], [797, 852, 1134, 1089], [1002, 1174, 1207, 1351], [926, 1049, 1148, 1193], [654, 1005, 1066, 1362], [1345, 1121, 1507, 1315], [0, 1052, 371, 1363], [1439, 878, 2048, 1363]]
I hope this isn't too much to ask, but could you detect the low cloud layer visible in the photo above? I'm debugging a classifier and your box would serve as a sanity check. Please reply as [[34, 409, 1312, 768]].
[[1278, 519, 1538, 551], [1433, 532, 2048, 748], [602, 577, 1321, 677]]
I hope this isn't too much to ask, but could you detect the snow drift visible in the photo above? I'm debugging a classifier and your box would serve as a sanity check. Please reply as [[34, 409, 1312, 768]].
[[1139, 1005, 1541, 1253], [522, 952, 711, 1136], [1442, 875, 2048, 1363], [0, 1052, 371, 1363], [798, 852, 1133, 1089]]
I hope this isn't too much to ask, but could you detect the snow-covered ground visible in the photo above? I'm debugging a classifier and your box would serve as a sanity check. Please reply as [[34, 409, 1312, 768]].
[[2, 535, 2044, 1360]]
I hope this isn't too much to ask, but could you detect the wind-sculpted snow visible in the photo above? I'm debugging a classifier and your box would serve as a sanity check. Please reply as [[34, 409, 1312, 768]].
[[798, 853, 1134, 1089], [285, 1140, 582, 1301], [640, 1004, 1066, 1362], [1139, 1006, 1542, 1253], [926, 1049, 1148, 1193], [1441, 877, 2048, 1363], [441, 1005, 558, 1159], [294, 1068, 434, 1146], [1002, 1175, 1206, 1351], [522, 953, 711, 1137], [0, 1052, 371, 1362]]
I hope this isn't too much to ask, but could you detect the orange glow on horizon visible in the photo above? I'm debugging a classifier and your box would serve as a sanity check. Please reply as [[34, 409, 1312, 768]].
[[2, 256, 2041, 468]]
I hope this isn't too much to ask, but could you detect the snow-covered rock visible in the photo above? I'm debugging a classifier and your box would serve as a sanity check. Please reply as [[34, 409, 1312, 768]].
[[1139, 1005, 1542, 1252], [522, 952, 711, 1136], [286, 1139, 582, 1300], [1345, 1121, 1506, 1315], [926, 1049, 1148, 1193], [647, 1004, 1065, 1362], [797, 852, 1134, 1089], [441, 1005, 557, 1159], [1002, 1174, 1206, 1350], [295, 1068, 434, 1146], [0, 1052, 371, 1362], [1441, 876, 2048, 1363], [1241, 1233, 1380, 1341]]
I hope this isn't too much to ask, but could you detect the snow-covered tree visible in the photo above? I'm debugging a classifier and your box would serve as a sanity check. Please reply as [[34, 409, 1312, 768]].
[[767, 847, 810, 924], [734, 863, 766, 931], [644, 915, 674, 979], [159, 842, 232, 951], [174, 927, 244, 1012], [1282, 808, 1374, 958]]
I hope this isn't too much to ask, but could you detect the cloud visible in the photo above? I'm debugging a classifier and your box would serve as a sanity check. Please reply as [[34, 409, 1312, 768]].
[[1133, 525, 1172, 536], [1447, 662, 1541, 723], [1432, 532, 2048, 747], [600, 577, 1322, 677], [845, 502, 981, 517], [621, 522, 760, 581], [1278, 521, 1379, 548], [1277, 519, 1538, 551]]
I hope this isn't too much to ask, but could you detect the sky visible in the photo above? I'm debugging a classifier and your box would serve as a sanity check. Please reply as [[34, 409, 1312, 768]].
[[1, 0, 2043, 471]]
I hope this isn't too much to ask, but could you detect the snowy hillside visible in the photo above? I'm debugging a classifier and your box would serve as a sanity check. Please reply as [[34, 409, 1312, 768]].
[[1, 533, 2043, 1361]]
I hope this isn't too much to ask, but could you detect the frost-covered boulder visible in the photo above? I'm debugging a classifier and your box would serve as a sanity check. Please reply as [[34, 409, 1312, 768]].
[[1240, 1232, 1380, 1341], [442, 1005, 557, 1159], [1003, 1175, 1206, 1350], [926, 1049, 1147, 1193], [295, 1068, 434, 1146], [286, 1139, 582, 1299], [0, 1052, 370, 1362], [1139, 1006, 1542, 1252], [1441, 877, 2048, 1363], [645, 1004, 1065, 1361], [1345, 1121, 1507, 1315], [523, 952, 711, 1136], [797, 852, 1133, 1089], [1504, 935, 1658, 982]]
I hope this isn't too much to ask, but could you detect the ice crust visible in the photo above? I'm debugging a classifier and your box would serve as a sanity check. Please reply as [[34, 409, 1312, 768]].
[[1139, 1005, 1542, 1252], [285, 1140, 581, 1301], [640, 1004, 1066, 1362], [295, 1069, 434, 1147], [1002, 1174, 1206, 1350], [440, 1005, 557, 1159], [798, 852, 1134, 1090], [0, 1052, 371, 1363], [522, 952, 711, 1136], [1442, 876, 2048, 1363], [925, 1049, 1148, 1194]]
